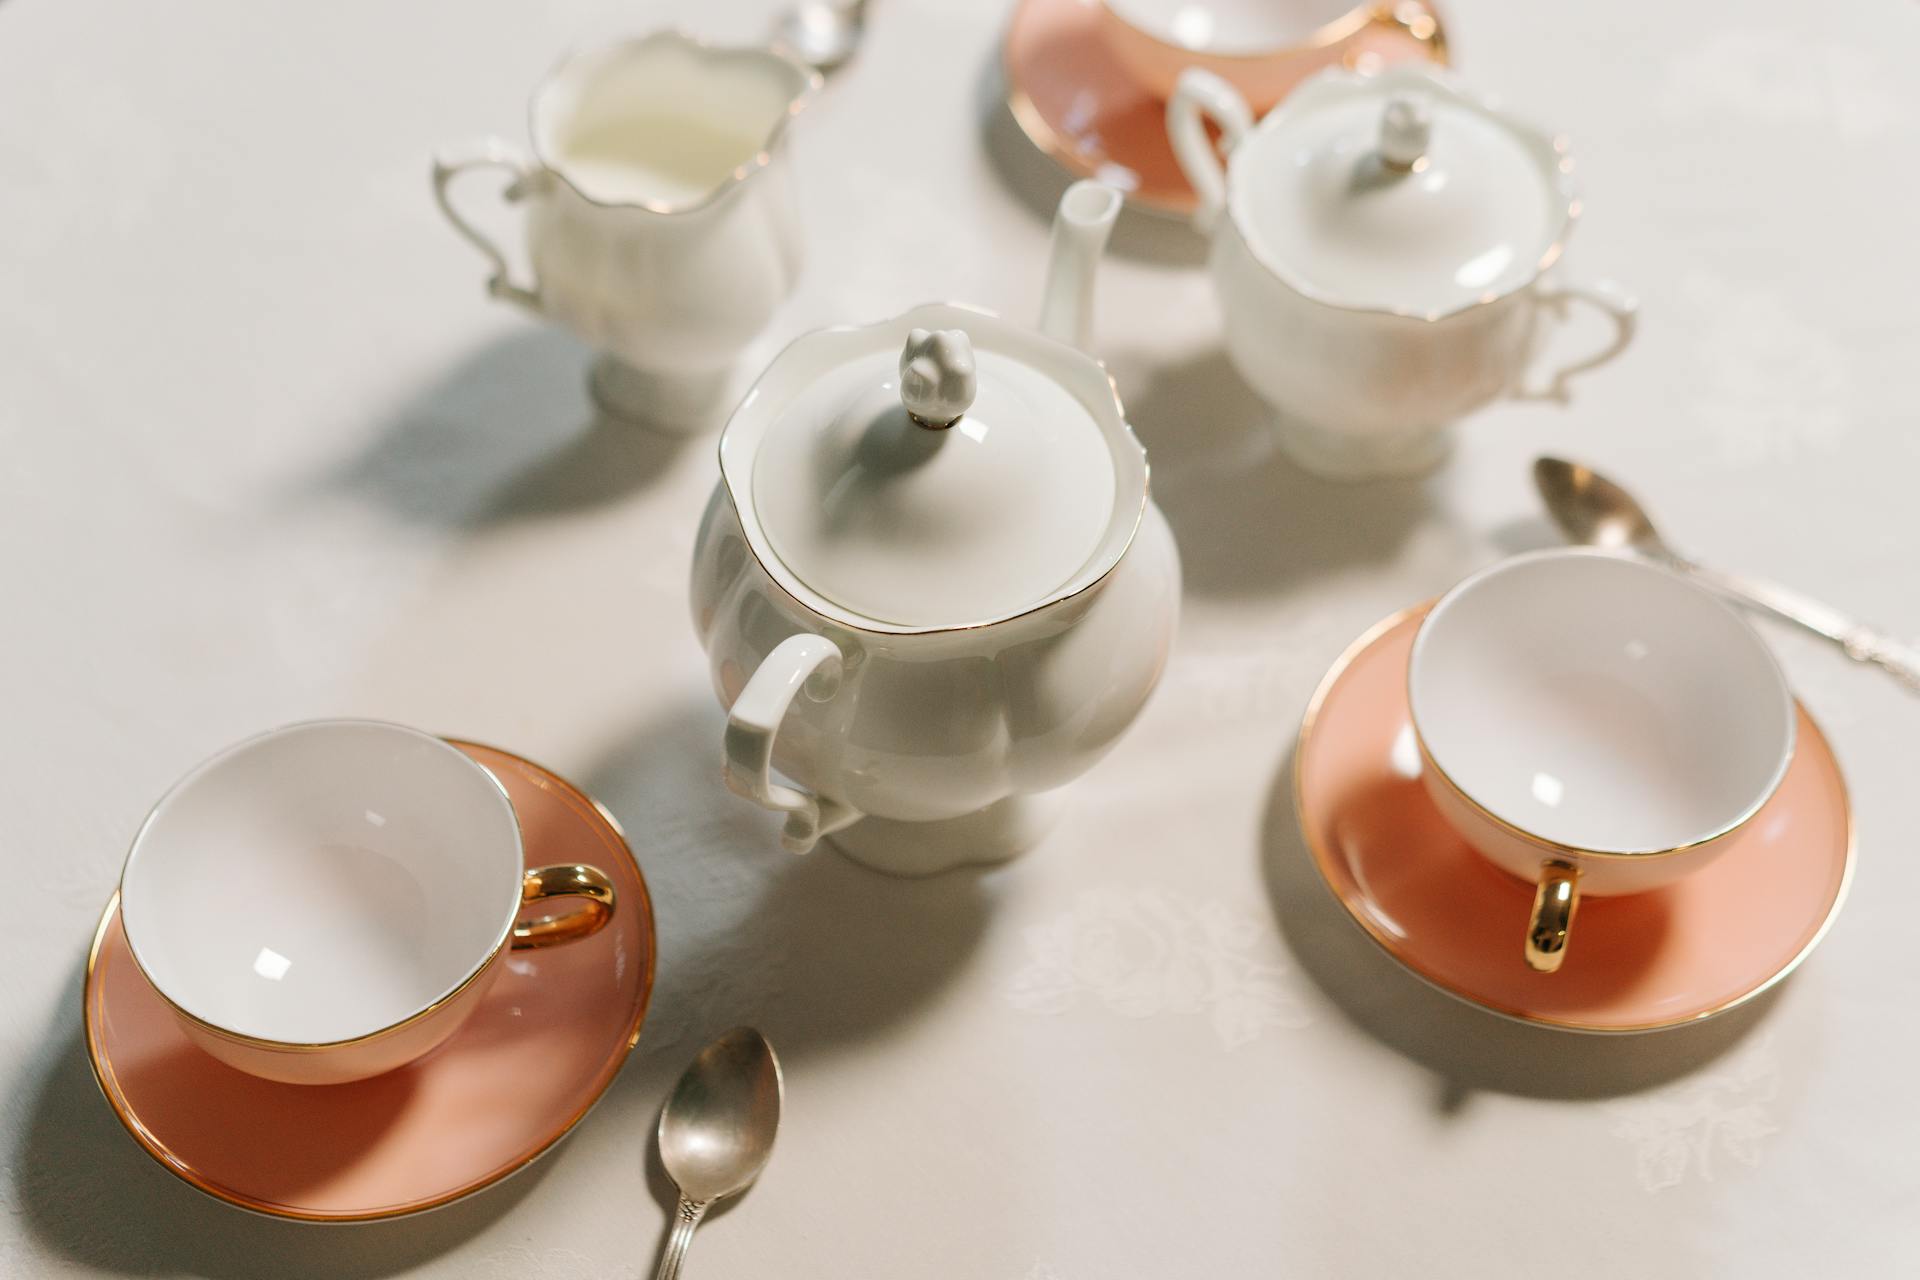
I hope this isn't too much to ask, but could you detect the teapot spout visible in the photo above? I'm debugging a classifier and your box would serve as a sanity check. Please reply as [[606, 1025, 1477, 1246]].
[[1037, 181, 1122, 352]]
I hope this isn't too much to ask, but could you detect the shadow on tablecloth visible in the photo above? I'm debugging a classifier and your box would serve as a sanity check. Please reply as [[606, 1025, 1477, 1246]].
[[296, 329, 692, 532], [972, 49, 1208, 270], [577, 698, 998, 1079], [10, 697, 990, 1274], [1259, 742, 1779, 1103], [9, 966, 551, 1278], [1117, 349, 1451, 600], [570, 696, 1002, 1254]]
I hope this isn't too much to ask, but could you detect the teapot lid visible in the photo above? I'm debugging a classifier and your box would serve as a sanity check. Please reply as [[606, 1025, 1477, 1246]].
[[1231, 66, 1575, 318], [721, 303, 1148, 633]]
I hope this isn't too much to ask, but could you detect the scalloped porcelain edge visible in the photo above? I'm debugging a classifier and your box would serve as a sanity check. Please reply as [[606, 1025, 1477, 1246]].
[[528, 29, 820, 216], [1230, 63, 1579, 322], [716, 301, 1151, 636]]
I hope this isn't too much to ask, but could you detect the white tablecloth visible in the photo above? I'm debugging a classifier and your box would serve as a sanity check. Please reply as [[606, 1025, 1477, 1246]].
[[5, 1, 1918, 1275]]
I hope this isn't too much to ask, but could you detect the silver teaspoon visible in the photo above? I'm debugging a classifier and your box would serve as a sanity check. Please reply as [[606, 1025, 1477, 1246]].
[[653, 1028, 784, 1280], [1534, 456, 1920, 691], [775, 0, 869, 72]]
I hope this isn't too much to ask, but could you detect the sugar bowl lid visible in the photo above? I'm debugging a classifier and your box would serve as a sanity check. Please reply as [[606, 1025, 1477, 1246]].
[[719, 303, 1149, 633], [1232, 65, 1576, 318]]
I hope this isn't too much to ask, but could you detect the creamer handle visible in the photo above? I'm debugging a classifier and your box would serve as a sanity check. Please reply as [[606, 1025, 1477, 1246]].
[[1167, 69, 1253, 234], [723, 634, 863, 853], [431, 138, 543, 312]]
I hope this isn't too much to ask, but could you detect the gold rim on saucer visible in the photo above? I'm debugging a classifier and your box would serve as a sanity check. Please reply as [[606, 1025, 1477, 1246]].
[[82, 740, 657, 1221], [1294, 605, 1856, 1034]]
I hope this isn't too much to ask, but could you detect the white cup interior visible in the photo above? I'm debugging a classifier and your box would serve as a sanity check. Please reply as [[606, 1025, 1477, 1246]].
[[119, 721, 523, 1045], [1409, 551, 1795, 854], [1104, 0, 1361, 54], [533, 35, 809, 209]]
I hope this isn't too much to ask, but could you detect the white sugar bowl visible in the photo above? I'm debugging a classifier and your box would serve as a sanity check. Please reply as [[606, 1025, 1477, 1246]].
[[690, 184, 1182, 877], [1169, 64, 1638, 479]]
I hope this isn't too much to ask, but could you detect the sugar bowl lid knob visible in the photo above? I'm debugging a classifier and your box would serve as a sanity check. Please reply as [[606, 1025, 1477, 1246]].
[[1379, 94, 1434, 171], [899, 328, 978, 429]]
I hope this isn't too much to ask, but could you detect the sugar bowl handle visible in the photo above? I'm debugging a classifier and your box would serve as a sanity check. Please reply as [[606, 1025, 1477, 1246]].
[[1167, 69, 1254, 234], [724, 634, 864, 853], [1525, 860, 1581, 973], [431, 138, 543, 312], [1516, 279, 1639, 404]]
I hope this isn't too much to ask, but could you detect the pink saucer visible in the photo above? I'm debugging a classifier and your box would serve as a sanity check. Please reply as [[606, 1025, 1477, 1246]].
[[1296, 608, 1853, 1032], [84, 742, 656, 1221], [1004, 0, 1449, 218]]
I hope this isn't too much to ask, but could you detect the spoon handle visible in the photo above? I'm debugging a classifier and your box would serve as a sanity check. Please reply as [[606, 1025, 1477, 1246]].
[[1672, 557, 1920, 692], [653, 1198, 709, 1280]]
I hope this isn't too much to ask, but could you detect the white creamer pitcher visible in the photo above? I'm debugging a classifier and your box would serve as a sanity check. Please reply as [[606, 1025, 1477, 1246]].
[[434, 32, 818, 430]]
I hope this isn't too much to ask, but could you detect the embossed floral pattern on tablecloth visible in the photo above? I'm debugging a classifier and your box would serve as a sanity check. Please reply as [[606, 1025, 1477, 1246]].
[[468, 1244, 605, 1280], [1004, 886, 1311, 1048], [1607, 1037, 1782, 1192]]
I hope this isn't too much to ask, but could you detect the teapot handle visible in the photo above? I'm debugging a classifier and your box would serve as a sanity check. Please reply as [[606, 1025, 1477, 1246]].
[[431, 138, 543, 312], [1167, 69, 1254, 235], [723, 634, 863, 853]]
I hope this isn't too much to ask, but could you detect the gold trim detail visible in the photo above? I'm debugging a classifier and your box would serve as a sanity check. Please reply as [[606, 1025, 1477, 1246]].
[[1223, 69, 1575, 324], [1525, 861, 1579, 973], [82, 739, 657, 1222], [1294, 605, 1856, 1035], [1001, 0, 1450, 221], [1412, 736, 1755, 864], [513, 863, 617, 948], [1405, 551, 1795, 861], [713, 301, 1153, 639], [115, 720, 529, 1053]]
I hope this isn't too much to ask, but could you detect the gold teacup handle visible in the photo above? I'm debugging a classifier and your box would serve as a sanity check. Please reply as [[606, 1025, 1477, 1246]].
[[1525, 860, 1580, 973], [513, 863, 616, 949]]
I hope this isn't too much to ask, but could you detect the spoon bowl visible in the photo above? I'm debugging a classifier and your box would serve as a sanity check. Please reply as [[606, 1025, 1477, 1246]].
[[1533, 455, 1920, 692], [659, 1027, 783, 1202], [652, 1028, 783, 1280], [1532, 456, 1663, 553]]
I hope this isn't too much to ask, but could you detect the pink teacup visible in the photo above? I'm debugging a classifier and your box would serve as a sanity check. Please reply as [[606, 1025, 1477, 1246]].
[[118, 721, 616, 1084], [1408, 551, 1796, 973], [1096, 0, 1447, 112]]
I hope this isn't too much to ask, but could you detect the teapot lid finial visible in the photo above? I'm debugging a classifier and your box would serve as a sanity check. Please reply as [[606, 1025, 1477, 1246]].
[[1378, 94, 1433, 172], [899, 328, 977, 429]]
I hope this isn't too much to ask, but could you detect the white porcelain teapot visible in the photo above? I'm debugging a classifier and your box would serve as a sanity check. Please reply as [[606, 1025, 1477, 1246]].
[[690, 183, 1182, 876]]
